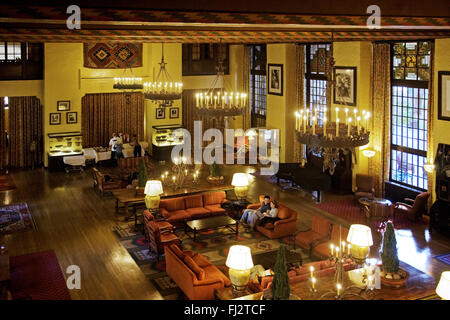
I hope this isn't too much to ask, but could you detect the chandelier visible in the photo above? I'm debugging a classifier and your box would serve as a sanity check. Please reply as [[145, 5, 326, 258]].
[[144, 43, 183, 107], [295, 37, 371, 175], [195, 42, 247, 125], [113, 64, 143, 90]]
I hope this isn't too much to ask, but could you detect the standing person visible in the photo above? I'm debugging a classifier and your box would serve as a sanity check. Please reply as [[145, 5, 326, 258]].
[[115, 133, 124, 160], [109, 133, 118, 162], [258, 200, 280, 227], [130, 134, 142, 157], [240, 195, 271, 230]]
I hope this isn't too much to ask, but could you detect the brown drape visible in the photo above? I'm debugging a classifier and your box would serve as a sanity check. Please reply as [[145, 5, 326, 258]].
[[426, 42, 435, 210], [295, 44, 305, 162], [182, 89, 215, 134], [0, 98, 5, 170], [81, 92, 144, 148], [369, 43, 391, 197], [242, 45, 251, 130], [8, 96, 43, 168]]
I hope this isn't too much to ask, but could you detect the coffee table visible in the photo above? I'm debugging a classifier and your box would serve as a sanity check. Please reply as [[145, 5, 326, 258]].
[[252, 249, 303, 270], [185, 215, 239, 242], [358, 197, 392, 219]]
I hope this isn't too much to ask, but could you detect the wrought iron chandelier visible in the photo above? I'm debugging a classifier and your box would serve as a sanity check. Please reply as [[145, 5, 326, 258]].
[[113, 63, 143, 90], [144, 43, 183, 107], [295, 35, 371, 175], [195, 42, 247, 127]]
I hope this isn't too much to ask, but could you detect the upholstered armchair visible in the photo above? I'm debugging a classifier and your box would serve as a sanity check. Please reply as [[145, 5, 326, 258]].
[[146, 220, 181, 260], [143, 210, 174, 236], [354, 174, 376, 200], [295, 215, 332, 254], [92, 167, 125, 195], [393, 192, 430, 222]]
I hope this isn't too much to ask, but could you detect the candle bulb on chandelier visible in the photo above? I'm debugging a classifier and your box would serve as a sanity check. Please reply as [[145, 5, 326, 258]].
[[323, 117, 327, 137], [303, 116, 307, 133], [330, 244, 335, 255], [312, 116, 316, 135], [348, 118, 352, 136], [344, 108, 349, 124], [336, 118, 340, 137], [310, 266, 315, 278], [311, 277, 316, 290], [335, 107, 340, 121]]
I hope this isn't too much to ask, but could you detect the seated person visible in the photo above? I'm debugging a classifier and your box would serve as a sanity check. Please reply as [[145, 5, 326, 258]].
[[240, 195, 271, 230], [258, 200, 280, 227]]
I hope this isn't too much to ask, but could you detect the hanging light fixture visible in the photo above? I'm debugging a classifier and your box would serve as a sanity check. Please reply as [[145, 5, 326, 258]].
[[144, 43, 182, 107], [195, 42, 247, 126], [113, 61, 143, 90]]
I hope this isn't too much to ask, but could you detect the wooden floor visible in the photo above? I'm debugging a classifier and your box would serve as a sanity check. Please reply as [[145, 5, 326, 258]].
[[1, 164, 449, 299]]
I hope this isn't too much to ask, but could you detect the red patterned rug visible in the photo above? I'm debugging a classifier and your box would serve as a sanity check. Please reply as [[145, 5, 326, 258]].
[[315, 196, 427, 230], [9, 250, 71, 300], [0, 202, 37, 235], [0, 174, 16, 192]]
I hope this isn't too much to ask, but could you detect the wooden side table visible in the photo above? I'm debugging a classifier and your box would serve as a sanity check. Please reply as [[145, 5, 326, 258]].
[[214, 286, 252, 300]]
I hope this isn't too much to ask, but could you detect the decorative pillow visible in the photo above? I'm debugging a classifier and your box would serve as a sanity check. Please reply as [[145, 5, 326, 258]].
[[183, 255, 206, 280], [184, 195, 203, 209]]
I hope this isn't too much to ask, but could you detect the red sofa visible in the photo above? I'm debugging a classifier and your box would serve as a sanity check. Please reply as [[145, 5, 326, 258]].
[[159, 191, 228, 227]]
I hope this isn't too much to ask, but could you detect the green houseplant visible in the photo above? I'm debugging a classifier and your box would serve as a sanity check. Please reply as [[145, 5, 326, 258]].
[[380, 221, 409, 287], [271, 245, 290, 300], [206, 157, 224, 185]]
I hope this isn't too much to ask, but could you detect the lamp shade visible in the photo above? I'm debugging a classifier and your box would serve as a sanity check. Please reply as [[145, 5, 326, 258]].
[[436, 271, 450, 300], [362, 149, 376, 158], [231, 173, 249, 187], [226, 245, 253, 270], [144, 180, 163, 196], [347, 224, 373, 247]]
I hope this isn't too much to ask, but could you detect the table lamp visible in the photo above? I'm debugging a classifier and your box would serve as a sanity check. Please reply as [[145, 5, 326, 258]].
[[226, 245, 254, 296], [144, 180, 163, 212], [232, 173, 249, 201], [436, 271, 450, 300], [347, 224, 373, 265]]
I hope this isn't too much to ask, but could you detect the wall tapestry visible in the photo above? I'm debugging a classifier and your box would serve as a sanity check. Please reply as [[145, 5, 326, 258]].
[[83, 43, 143, 69]]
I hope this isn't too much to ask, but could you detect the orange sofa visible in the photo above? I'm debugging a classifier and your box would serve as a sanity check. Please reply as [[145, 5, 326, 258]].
[[165, 244, 231, 300], [247, 195, 298, 239], [159, 191, 228, 227]]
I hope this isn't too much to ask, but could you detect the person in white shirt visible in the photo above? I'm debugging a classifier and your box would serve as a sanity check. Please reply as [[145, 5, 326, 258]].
[[258, 201, 280, 227], [109, 133, 118, 160]]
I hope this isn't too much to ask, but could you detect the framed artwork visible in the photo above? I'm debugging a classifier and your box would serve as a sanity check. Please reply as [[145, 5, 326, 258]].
[[333, 66, 357, 106], [156, 108, 165, 119], [169, 107, 179, 119], [438, 71, 450, 121], [49, 113, 61, 125], [66, 112, 77, 124], [267, 64, 283, 96], [57, 100, 70, 111]]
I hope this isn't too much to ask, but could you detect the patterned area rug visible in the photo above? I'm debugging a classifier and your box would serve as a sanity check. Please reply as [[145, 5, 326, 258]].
[[314, 196, 427, 230], [0, 174, 16, 191], [433, 253, 450, 266], [114, 221, 311, 299], [84, 43, 143, 68], [0, 202, 37, 235]]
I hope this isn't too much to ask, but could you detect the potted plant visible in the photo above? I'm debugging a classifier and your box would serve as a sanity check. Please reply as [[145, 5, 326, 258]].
[[206, 158, 224, 185], [379, 221, 409, 287], [136, 158, 148, 196]]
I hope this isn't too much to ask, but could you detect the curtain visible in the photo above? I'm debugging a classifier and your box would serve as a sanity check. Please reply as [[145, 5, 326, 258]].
[[369, 43, 391, 197], [81, 92, 144, 148], [8, 96, 43, 168], [294, 44, 305, 162], [0, 97, 5, 170], [426, 42, 435, 210], [242, 45, 251, 130]]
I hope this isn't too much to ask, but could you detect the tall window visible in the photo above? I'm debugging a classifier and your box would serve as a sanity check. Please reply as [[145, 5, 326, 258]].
[[0, 42, 21, 61], [304, 44, 331, 126], [249, 44, 267, 127], [182, 44, 229, 76], [390, 41, 431, 190]]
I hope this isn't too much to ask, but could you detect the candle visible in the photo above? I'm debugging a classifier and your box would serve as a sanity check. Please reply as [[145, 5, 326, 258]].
[[172, 176, 176, 182], [311, 277, 316, 290], [348, 244, 351, 255], [335, 246, 340, 257], [330, 244, 335, 256], [347, 117, 352, 136], [323, 117, 327, 136], [337, 283, 342, 296], [357, 116, 361, 134], [195, 93, 199, 107], [344, 108, 349, 124], [303, 116, 307, 133], [353, 108, 358, 119], [336, 118, 340, 136], [295, 112, 300, 131], [312, 117, 316, 135], [310, 266, 315, 278], [335, 107, 340, 120]]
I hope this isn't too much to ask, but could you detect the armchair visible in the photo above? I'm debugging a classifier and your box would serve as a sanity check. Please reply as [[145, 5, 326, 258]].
[[294, 216, 332, 254], [354, 174, 375, 200], [312, 225, 350, 260], [146, 220, 181, 260], [92, 167, 125, 195], [393, 192, 430, 222], [143, 210, 174, 236]]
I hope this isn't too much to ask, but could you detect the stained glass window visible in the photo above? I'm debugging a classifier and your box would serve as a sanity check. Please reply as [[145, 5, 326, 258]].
[[392, 41, 431, 81]]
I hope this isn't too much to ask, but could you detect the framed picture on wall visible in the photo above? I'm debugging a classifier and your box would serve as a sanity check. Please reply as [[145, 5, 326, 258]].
[[57, 100, 70, 111], [333, 66, 357, 106], [66, 112, 77, 124], [438, 71, 450, 121], [169, 107, 179, 119], [156, 108, 165, 119], [49, 113, 61, 125], [267, 64, 283, 96]]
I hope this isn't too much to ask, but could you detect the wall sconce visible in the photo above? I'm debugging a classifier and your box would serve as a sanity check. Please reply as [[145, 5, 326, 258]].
[[362, 149, 376, 158], [423, 163, 435, 173]]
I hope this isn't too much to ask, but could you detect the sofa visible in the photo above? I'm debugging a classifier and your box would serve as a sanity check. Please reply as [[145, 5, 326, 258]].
[[295, 215, 332, 254], [165, 244, 231, 300], [159, 191, 228, 227], [246, 195, 297, 239], [92, 167, 126, 195], [249, 258, 356, 292]]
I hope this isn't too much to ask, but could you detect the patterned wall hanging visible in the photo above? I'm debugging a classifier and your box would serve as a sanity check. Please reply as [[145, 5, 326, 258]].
[[83, 43, 143, 69]]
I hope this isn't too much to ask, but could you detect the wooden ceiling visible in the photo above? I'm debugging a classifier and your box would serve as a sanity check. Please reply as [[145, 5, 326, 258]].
[[0, 1, 448, 43]]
